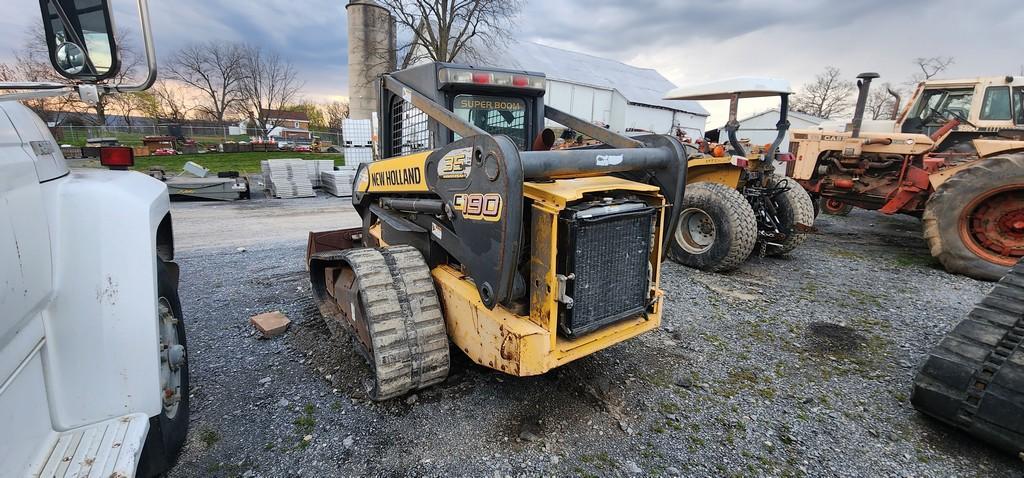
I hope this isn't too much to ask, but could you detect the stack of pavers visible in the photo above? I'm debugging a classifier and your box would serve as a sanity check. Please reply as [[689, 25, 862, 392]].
[[342, 119, 374, 166], [261, 159, 315, 198], [320, 166, 357, 197], [304, 159, 335, 188]]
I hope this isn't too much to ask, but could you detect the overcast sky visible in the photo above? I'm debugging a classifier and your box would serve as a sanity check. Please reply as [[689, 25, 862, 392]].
[[3, 0, 1021, 125]]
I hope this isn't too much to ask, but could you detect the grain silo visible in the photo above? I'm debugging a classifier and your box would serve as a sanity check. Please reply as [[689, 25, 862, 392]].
[[346, 0, 396, 120]]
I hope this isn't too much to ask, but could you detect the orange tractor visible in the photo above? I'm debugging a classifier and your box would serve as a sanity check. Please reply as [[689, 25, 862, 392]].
[[788, 73, 1024, 280]]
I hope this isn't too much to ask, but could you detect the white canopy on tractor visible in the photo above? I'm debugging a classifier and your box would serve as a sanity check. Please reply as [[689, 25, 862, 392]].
[[664, 77, 793, 101]]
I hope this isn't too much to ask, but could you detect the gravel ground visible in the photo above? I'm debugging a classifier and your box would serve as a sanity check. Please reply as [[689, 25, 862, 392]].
[[166, 198, 1024, 477]]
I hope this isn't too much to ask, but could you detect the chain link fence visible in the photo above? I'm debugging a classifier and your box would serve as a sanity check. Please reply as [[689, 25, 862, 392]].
[[51, 124, 344, 148]]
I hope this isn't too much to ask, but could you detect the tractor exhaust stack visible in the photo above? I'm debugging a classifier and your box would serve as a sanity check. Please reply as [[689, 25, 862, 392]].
[[850, 72, 880, 138]]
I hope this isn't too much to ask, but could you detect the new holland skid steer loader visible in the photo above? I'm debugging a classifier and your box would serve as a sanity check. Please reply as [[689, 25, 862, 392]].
[[661, 78, 815, 272], [306, 62, 690, 400]]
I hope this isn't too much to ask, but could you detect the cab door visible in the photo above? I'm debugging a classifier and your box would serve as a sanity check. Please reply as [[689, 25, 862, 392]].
[[0, 103, 53, 373]]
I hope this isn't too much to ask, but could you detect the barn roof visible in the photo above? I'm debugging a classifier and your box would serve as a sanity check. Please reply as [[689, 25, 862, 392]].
[[463, 39, 709, 117]]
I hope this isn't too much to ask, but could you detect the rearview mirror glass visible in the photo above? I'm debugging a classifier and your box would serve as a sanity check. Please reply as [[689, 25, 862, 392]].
[[39, 0, 120, 81]]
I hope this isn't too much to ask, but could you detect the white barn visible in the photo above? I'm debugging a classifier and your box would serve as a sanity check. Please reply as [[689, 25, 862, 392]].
[[412, 39, 709, 137]]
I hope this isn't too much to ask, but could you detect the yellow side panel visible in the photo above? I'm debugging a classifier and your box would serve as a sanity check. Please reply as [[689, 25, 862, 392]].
[[433, 265, 552, 376], [358, 151, 432, 194], [523, 176, 660, 209], [686, 160, 742, 188]]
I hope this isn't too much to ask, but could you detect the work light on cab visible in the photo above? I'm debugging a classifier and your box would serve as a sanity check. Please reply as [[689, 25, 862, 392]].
[[438, 67, 544, 90]]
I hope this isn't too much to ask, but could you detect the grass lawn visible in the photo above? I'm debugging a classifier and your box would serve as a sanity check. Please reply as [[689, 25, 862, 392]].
[[132, 151, 345, 174]]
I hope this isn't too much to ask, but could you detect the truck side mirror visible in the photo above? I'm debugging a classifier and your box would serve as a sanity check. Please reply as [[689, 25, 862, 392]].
[[39, 0, 120, 81]]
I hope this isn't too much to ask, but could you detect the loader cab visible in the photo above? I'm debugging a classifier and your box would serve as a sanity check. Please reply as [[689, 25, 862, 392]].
[[379, 62, 547, 159]]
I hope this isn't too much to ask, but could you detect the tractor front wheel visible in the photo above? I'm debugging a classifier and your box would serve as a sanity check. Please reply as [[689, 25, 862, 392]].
[[820, 197, 853, 216], [765, 175, 816, 256], [924, 154, 1024, 280], [668, 181, 757, 272]]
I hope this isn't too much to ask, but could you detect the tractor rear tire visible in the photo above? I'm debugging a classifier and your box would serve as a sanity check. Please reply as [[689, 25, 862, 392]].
[[911, 257, 1024, 455], [923, 154, 1024, 281], [766, 175, 815, 256], [820, 197, 853, 216], [668, 181, 757, 272], [338, 246, 449, 400]]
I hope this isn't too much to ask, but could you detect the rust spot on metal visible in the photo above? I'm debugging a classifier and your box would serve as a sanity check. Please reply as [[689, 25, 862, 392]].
[[499, 333, 520, 362]]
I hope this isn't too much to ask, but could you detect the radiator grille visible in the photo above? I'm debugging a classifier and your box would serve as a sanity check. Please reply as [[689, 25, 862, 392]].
[[559, 203, 655, 338]]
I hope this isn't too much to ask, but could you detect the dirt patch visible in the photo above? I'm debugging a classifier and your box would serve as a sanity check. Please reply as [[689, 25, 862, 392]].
[[804, 321, 866, 355]]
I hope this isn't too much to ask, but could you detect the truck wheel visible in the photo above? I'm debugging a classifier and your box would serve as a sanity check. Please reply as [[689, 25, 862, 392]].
[[923, 154, 1024, 281], [337, 246, 449, 400], [766, 175, 815, 256], [668, 181, 757, 272], [138, 260, 190, 478], [911, 257, 1024, 455], [820, 197, 853, 216]]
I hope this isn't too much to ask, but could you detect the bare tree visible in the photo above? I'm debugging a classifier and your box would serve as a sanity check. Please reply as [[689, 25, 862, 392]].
[[151, 80, 193, 122], [108, 91, 159, 126], [791, 66, 855, 119], [321, 100, 350, 130], [165, 42, 245, 123], [238, 46, 303, 137], [864, 82, 902, 120], [911, 56, 954, 82], [380, 0, 524, 67], [6, 26, 79, 124]]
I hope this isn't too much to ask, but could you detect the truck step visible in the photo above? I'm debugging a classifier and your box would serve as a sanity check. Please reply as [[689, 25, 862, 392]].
[[36, 413, 149, 478]]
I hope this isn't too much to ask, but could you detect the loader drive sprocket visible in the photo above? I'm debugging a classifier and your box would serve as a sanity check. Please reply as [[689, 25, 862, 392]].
[[309, 246, 449, 400], [911, 257, 1024, 455]]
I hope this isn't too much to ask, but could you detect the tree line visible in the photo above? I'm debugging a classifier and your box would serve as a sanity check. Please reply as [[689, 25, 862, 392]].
[[0, 27, 350, 136], [790, 56, 956, 120]]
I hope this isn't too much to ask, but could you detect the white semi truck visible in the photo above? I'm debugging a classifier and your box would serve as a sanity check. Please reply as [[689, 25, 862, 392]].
[[1, 1, 189, 476]]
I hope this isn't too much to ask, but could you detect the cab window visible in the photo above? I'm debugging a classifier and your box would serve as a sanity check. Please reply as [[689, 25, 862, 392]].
[[453, 95, 527, 149], [912, 88, 974, 123], [1014, 87, 1024, 124], [980, 86, 1011, 121]]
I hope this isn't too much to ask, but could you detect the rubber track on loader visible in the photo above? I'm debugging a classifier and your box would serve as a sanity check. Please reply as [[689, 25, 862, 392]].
[[911, 258, 1024, 455], [331, 247, 449, 400]]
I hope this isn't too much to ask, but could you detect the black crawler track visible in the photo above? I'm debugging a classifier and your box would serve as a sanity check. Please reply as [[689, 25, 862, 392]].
[[912, 258, 1024, 456], [309, 246, 449, 400]]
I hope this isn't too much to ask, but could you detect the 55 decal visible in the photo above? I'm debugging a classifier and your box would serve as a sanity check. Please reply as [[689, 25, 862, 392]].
[[438, 147, 472, 179], [453, 193, 502, 221]]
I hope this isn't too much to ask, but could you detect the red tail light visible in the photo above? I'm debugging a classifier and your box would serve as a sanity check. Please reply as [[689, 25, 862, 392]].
[[775, 152, 796, 162], [512, 75, 529, 87], [100, 146, 134, 169], [472, 72, 491, 84]]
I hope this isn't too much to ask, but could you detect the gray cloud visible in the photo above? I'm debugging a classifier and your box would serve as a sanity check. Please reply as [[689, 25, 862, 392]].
[[4, 0, 1021, 124]]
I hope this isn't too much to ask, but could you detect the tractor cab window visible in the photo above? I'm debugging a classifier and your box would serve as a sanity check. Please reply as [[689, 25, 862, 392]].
[[1014, 87, 1024, 124], [980, 86, 1011, 121], [453, 94, 527, 150], [912, 88, 974, 124]]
